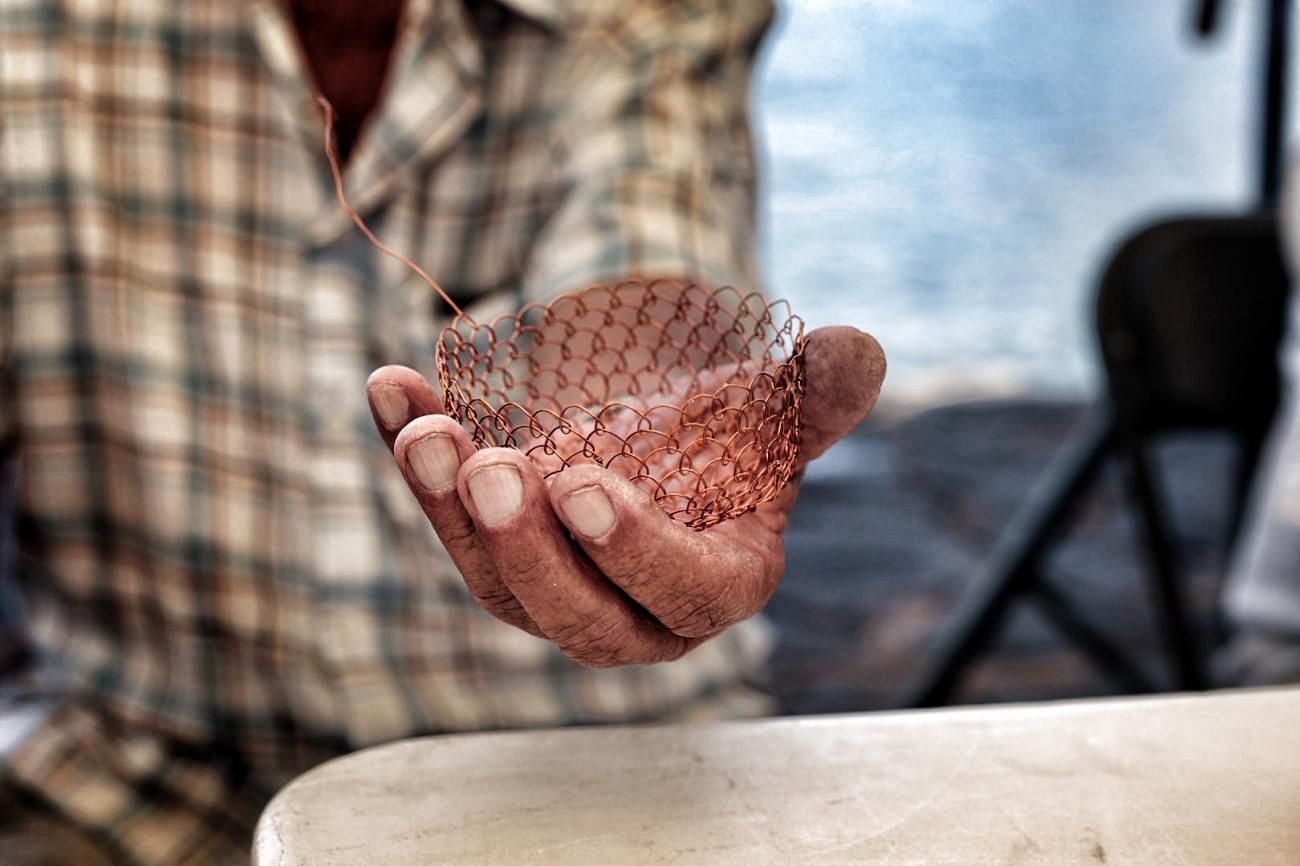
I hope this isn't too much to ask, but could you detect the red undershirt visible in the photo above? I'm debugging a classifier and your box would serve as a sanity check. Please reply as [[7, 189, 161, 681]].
[[286, 0, 407, 164]]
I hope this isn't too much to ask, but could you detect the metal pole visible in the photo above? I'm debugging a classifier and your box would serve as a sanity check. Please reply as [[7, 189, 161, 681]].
[[1195, 0, 1223, 37], [1260, 0, 1291, 206]]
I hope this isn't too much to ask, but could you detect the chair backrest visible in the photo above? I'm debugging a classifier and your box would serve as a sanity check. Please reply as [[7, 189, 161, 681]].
[[1095, 214, 1292, 436]]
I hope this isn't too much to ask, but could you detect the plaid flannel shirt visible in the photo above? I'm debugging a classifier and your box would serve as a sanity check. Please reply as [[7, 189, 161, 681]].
[[0, 0, 776, 862]]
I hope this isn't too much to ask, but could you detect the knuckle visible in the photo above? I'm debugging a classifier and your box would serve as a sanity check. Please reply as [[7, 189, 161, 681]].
[[551, 614, 693, 668], [468, 582, 519, 614], [550, 613, 629, 668], [433, 510, 478, 549], [498, 551, 550, 589], [600, 544, 659, 589], [656, 582, 746, 638]]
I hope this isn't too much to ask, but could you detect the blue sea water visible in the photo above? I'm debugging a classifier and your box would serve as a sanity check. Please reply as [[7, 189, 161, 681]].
[[757, 0, 1263, 398]]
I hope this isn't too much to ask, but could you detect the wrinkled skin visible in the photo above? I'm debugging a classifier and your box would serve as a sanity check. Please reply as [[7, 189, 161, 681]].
[[367, 325, 886, 667]]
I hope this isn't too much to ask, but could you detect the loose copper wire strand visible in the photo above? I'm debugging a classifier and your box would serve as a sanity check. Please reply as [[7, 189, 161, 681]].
[[316, 94, 466, 319]]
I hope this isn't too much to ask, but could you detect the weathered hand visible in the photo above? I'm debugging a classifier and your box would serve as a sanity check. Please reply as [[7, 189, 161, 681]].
[[367, 325, 885, 666]]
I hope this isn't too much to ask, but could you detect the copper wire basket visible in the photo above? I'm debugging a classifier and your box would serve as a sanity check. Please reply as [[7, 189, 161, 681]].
[[437, 280, 807, 529], [319, 98, 807, 529]]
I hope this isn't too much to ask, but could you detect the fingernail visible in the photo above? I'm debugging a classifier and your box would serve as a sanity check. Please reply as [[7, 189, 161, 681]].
[[467, 464, 523, 527], [370, 384, 409, 430], [560, 484, 616, 539], [407, 433, 461, 493]]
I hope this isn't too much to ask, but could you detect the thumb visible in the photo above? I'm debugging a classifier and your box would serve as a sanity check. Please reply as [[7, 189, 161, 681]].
[[796, 326, 886, 466]]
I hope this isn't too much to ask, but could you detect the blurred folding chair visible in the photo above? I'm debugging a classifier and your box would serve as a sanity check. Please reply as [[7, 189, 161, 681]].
[[901, 0, 1295, 708], [902, 214, 1291, 706]]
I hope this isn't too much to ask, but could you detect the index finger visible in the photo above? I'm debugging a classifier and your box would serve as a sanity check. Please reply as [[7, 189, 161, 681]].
[[366, 365, 446, 451]]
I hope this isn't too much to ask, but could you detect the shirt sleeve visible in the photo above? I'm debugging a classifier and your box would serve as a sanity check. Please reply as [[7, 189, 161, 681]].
[[522, 0, 775, 301]]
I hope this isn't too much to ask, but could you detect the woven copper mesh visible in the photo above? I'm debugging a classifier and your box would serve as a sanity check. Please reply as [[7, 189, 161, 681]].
[[317, 97, 807, 530], [437, 280, 807, 529]]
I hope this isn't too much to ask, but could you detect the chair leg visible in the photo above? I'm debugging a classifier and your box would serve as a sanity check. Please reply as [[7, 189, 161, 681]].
[[1026, 577, 1155, 693], [900, 407, 1117, 708], [1227, 426, 1269, 546], [1211, 426, 1271, 645], [1119, 439, 1205, 690]]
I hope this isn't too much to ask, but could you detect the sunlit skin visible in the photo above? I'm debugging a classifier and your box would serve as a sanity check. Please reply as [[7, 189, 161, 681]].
[[367, 324, 885, 667]]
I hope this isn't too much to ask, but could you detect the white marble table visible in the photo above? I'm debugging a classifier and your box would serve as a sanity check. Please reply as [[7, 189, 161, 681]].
[[254, 688, 1300, 865]]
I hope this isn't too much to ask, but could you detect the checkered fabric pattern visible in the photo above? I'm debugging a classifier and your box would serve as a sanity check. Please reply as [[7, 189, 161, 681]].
[[0, 0, 775, 862]]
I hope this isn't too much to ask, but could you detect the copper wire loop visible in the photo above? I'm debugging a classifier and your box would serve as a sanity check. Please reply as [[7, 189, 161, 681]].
[[437, 279, 807, 530]]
